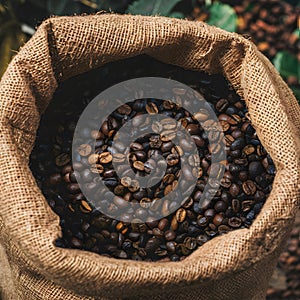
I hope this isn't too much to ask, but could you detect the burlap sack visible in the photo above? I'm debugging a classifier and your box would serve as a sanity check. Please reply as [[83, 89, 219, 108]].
[[0, 14, 299, 300]]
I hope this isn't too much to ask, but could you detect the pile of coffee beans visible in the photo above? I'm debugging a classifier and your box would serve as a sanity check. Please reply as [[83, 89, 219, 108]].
[[30, 55, 276, 261]]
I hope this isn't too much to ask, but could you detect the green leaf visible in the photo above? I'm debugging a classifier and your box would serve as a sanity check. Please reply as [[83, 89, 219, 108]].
[[273, 51, 299, 79], [126, 0, 182, 16], [207, 2, 237, 32], [168, 11, 185, 19]]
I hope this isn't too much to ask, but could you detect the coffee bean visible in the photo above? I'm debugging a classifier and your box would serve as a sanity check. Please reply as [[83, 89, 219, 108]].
[[215, 99, 229, 112], [230, 137, 245, 150], [67, 183, 80, 194], [145, 237, 160, 253], [242, 180, 257, 195], [99, 152, 113, 164], [229, 183, 240, 197], [186, 124, 201, 135], [214, 201, 227, 212], [146, 102, 159, 114], [197, 216, 209, 227], [121, 176, 131, 187], [196, 234, 208, 246], [225, 134, 235, 146], [55, 153, 71, 166], [228, 217, 242, 228], [166, 153, 179, 166], [160, 130, 176, 142], [249, 161, 264, 179], [130, 142, 143, 151], [165, 230, 176, 241], [243, 145, 255, 155], [232, 199, 241, 213], [77, 144, 92, 157], [90, 163, 104, 174], [88, 153, 99, 165], [80, 200, 92, 213], [133, 161, 145, 171], [166, 241, 176, 253], [117, 104, 132, 115], [183, 237, 197, 250], [113, 153, 126, 163], [218, 225, 231, 235], [176, 208, 186, 223], [220, 120, 230, 132], [158, 218, 169, 231], [128, 180, 140, 192]]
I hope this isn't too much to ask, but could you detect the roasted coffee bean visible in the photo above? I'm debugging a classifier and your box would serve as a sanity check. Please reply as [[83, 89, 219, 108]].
[[160, 130, 176, 142], [146, 102, 159, 114], [88, 153, 99, 165], [229, 183, 240, 197], [166, 153, 179, 166], [120, 176, 131, 187], [225, 134, 235, 146], [242, 180, 257, 195], [218, 225, 231, 235], [165, 230, 176, 241], [80, 200, 92, 213], [204, 209, 215, 218], [249, 161, 264, 179], [232, 199, 241, 213], [183, 237, 197, 250], [243, 145, 255, 156], [133, 161, 145, 171], [156, 218, 168, 231], [87, 159, 103, 172], [196, 234, 208, 246], [215, 99, 229, 112], [55, 153, 71, 166], [99, 152, 113, 164], [153, 228, 164, 237], [228, 217, 242, 228], [176, 208, 187, 223], [197, 216, 209, 227], [186, 124, 201, 135], [77, 144, 92, 157], [117, 104, 132, 115], [220, 120, 230, 132], [230, 137, 245, 151], [214, 201, 227, 212], [113, 153, 126, 163], [213, 214, 224, 226]]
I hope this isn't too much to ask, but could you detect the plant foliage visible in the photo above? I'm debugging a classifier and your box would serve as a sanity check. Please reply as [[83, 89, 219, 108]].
[[206, 2, 237, 32]]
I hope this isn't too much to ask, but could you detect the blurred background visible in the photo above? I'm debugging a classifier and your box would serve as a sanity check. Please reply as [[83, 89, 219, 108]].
[[0, 0, 299, 299]]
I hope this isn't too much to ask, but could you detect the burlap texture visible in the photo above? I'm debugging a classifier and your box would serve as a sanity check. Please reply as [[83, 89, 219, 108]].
[[0, 14, 299, 300]]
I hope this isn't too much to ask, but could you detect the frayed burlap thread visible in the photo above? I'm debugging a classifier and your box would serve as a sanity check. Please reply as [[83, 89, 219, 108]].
[[0, 14, 299, 300]]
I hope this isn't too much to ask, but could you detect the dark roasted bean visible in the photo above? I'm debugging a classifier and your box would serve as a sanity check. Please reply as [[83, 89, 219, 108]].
[[242, 180, 257, 195]]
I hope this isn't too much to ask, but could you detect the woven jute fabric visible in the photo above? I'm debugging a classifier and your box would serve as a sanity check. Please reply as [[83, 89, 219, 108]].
[[0, 14, 299, 300]]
